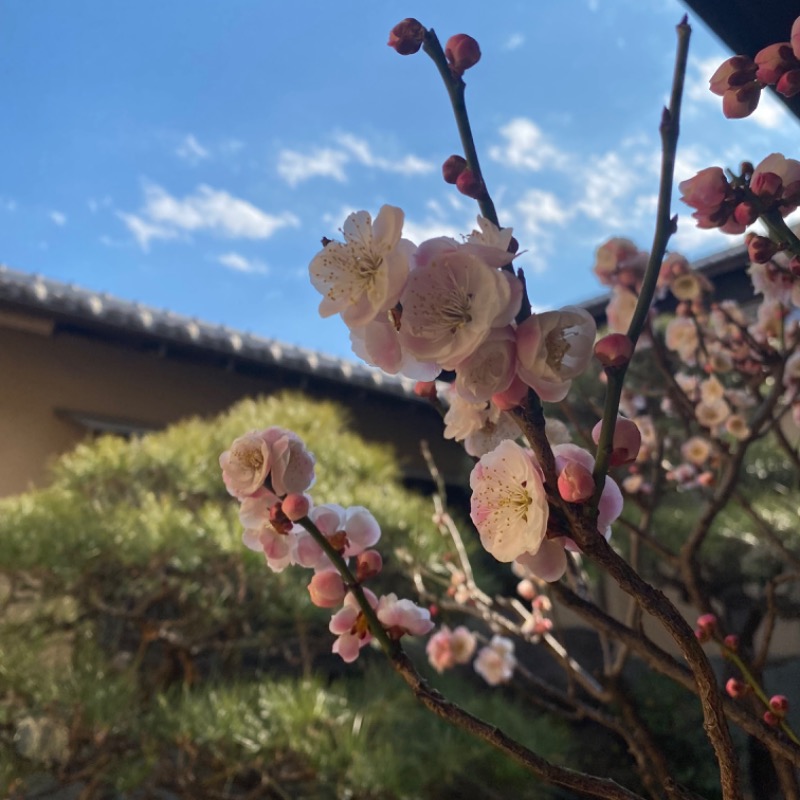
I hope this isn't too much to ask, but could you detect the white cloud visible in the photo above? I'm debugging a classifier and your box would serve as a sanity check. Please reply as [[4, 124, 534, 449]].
[[402, 216, 463, 243], [515, 189, 572, 235], [176, 134, 210, 164], [489, 118, 568, 171], [277, 132, 434, 187], [216, 251, 269, 274], [50, 211, 67, 226], [335, 133, 433, 175], [277, 148, 349, 187], [751, 92, 789, 131], [119, 182, 299, 250], [502, 33, 525, 51], [117, 212, 178, 252], [671, 218, 739, 253]]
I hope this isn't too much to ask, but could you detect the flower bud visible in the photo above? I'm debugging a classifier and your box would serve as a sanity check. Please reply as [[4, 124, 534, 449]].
[[282, 493, 310, 521], [733, 201, 758, 226], [307, 569, 347, 608], [755, 42, 797, 84], [726, 678, 747, 698], [750, 170, 783, 199], [557, 461, 595, 503], [769, 695, 789, 715], [594, 333, 634, 368], [777, 68, 800, 97], [592, 417, 641, 466], [356, 549, 383, 581], [746, 233, 779, 263], [442, 154, 467, 184], [388, 18, 426, 55], [723, 634, 739, 651], [445, 33, 481, 76], [456, 168, 484, 198], [722, 83, 761, 119], [763, 710, 780, 727], [697, 613, 718, 634], [709, 56, 756, 94], [516, 579, 537, 601]]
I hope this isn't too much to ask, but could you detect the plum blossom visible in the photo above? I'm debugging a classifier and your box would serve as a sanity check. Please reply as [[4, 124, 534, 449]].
[[399, 237, 521, 369], [591, 417, 642, 466], [350, 315, 440, 380], [309, 206, 414, 328], [219, 431, 271, 499], [260, 428, 316, 497], [376, 594, 434, 638], [295, 504, 381, 570], [454, 326, 516, 402], [469, 439, 548, 562], [426, 625, 477, 673], [606, 286, 639, 334], [752, 154, 800, 216], [308, 569, 347, 608], [665, 316, 699, 362], [474, 635, 516, 686], [516, 306, 596, 401], [443, 389, 520, 457], [330, 590, 378, 663]]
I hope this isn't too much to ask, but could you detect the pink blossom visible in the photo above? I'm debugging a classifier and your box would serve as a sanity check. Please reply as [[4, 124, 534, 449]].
[[309, 206, 413, 328], [308, 569, 347, 608], [350, 315, 441, 381], [755, 43, 798, 85], [442, 389, 520, 457], [793, 15, 800, 60], [516, 539, 569, 583], [709, 56, 758, 96], [260, 427, 316, 497], [219, 431, 271, 499], [355, 549, 383, 581], [282, 493, 310, 521], [679, 167, 729, 212], [377, 594, 434, 638], [454, 326, 516, 402], [665, 316, 699, 362], [399, 238, 520, 369], [753, 154, 800, 216], [426, 625, 477, 672], [722, 84, 762, 119], [516, 306, 596, 402], [591, 417, 641, 466], [474, 635, 516, 686], [330, 590, 377, 663], [469, 439, 549, 562], [593, 238, 644, 286]]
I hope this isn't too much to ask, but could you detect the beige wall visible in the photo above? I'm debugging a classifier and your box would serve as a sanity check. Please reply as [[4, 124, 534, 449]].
[[0, 315, 467, 498]]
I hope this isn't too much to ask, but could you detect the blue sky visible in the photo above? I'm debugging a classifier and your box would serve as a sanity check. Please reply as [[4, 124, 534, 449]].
[[3, 1, 799, 360]]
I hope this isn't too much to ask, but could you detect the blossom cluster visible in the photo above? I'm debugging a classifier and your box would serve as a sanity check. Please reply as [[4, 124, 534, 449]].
[[220, 427, 433, 662], [309, 208, 597, 429], [708, 14, 800, 118]]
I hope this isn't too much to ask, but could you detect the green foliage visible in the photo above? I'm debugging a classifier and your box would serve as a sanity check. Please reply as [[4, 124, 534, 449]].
[[0, 392, 567, 798]]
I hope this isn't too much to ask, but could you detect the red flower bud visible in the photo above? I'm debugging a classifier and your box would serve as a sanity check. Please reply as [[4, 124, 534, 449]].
[[697, 613, 717, 633], [356, 549, 383, 581], [722, 83, 761, 119], [763, 710, 780, 727], [455, 168, 484, 199], [594, 333, 633, 368], [726, 678, 747, 698], [769, 695, 789, 715], [733, 201, 758, 226], [777, 68, 800, 97], [746, 233, 779, 264], [388, 18, 426, 55], [442, 154, 467, 184], [723, 634, 739, 651], [445, 33, 481, 76], [750, 170, 783, 199]]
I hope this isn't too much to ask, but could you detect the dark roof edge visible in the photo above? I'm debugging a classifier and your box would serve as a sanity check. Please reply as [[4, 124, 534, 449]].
[[0, 264, 423, 402]]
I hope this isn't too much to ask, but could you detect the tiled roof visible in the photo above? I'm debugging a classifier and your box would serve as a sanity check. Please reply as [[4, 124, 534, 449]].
[[0, 264, 422, 400]]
